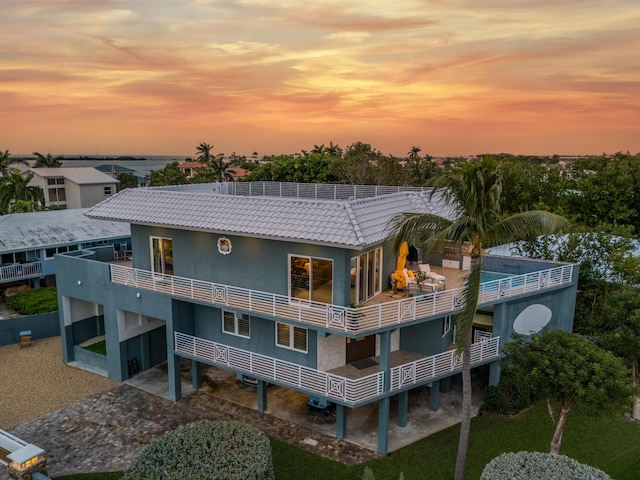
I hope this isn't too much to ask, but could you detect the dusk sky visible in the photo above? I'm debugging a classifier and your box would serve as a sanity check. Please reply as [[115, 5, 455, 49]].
[[1, 1, 639, 158]]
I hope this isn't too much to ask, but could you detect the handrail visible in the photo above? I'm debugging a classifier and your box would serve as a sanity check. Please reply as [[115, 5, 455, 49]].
[[174, 332, 501, 405], [174, 332, 384, 406], [111, 264, 573, 335], [0, 262, 43, 282], [390, 336, 501, 391]]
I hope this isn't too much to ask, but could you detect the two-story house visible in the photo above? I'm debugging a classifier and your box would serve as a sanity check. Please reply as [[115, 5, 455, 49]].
[[54, 182, 578, 454], [28, 167, 119, 209]]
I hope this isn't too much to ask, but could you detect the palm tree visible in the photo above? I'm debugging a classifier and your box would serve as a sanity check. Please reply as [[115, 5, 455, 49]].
[[388, 156, 568, 480], [210, 155, 234, 182], [408, 146, 421, 161], [0, 150, 27, 176], [0, 170, 45, 213], [195, 142, 214, 165], [33, 151, 62, 168]]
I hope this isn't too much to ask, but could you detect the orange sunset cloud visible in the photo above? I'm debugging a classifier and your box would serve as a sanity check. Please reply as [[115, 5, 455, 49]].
[[0, 0, 638, 157]]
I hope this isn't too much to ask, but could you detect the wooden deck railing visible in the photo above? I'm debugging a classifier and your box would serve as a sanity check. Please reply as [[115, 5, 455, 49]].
[[111, 264, 573, 335]]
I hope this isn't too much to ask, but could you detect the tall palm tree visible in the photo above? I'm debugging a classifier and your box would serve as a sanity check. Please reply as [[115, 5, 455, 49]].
[[33, 151, 62, 168], [0, 170, 45, 213], [0, 150, 27, 176], [195, 142, 214, 165], [388, 156, 568, 480]]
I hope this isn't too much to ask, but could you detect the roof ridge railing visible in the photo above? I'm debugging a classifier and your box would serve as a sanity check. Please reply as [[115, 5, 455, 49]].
[[224, 182, 426, 200]]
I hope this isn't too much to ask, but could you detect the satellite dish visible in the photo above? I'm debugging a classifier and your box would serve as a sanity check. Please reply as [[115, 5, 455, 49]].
[[513, 304, 552, 335]]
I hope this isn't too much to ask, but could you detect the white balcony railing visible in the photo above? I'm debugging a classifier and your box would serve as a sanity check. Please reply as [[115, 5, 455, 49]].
[[174, 332, 501, 405], [0, 262, 43, 282], [174, 332, 384, 406], [111, 264, 573, 335], [390, 336, 500, 391]]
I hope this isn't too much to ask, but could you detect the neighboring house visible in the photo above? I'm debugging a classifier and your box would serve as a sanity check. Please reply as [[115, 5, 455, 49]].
[[227, 166, 248, 180], [0, 209, 131, 292], [28, 167, 119, 209], [177, 161, 204, 180], [54, 182, 579, 454]]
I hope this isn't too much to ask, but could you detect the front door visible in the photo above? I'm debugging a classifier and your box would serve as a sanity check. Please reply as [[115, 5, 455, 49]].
[[346, 335, 376, 363]]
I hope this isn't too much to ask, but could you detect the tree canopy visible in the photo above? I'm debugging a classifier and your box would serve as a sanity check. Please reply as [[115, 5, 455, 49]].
[[504, 329, 636, 454]]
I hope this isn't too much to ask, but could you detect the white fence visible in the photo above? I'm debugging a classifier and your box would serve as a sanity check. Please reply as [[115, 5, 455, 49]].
[[112, 264, 573, 335]]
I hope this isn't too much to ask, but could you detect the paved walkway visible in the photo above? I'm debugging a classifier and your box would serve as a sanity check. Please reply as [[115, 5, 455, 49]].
[[6, 384, 378, 478]]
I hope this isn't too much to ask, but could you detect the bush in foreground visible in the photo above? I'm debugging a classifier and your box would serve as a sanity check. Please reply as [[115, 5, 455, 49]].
[[121, 421, 273, 480], [481, 451, 612, 480]]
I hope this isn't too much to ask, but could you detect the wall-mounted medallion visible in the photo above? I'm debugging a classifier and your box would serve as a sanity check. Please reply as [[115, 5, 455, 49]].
[[217, 237, 232, 255]]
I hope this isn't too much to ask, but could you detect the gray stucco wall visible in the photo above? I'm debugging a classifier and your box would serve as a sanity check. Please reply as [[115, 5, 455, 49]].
[[0, 312, 60, 346], [131, 224, 390, 307]]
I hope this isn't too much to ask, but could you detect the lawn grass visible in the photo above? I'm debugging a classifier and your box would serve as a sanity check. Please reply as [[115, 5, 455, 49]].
[[82, 340, 107, 355], [53, 401, 640, 479]]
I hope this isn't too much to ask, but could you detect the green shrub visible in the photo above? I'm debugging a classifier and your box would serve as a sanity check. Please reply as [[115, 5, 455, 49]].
[[121, 421, 274, 480], [481, 451, 612, 480], [482, 367, 539, 415], [7, 287, 58, 314]]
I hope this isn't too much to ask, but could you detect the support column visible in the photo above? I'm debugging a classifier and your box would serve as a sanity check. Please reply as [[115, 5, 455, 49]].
[[489, 361, 501, 387], [440, 376, 451, 393], [168, 353, 182, 402], [397, 390, 409, 427], [336, 404, 347, 439], [191, 360, 202, 389], [377, 397, 390, 454], [257, 380, 268, 412], [429, 380, 440, 411]]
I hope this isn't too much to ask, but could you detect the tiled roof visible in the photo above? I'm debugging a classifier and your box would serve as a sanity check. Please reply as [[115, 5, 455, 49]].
[[29, 167, 118, 185], [0, 209, 131, 253], [85, 185, 453, 248]]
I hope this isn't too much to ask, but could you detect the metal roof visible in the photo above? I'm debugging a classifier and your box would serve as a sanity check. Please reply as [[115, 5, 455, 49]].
[[0, 209, 130, 253], [85, 184, 453, 248], [29, 167, 118, 185]]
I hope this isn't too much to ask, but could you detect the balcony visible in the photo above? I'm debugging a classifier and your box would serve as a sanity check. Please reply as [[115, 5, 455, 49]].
[[174, 332, 500, 407], [0, 262, 43, 283], [111, 264, 574, 335]]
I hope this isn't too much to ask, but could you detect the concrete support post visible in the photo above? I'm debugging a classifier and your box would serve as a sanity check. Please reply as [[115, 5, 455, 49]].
[[168, 353, 182, 402], [489, 361, 501, 387], [191, 360, 202, 389], [257, 380, 268, 412], [377, 396, 390, 454], [336, 404, 347, 439], [429, 380, 441, 411], [440, 375, 451, 393], [397, 390, 409, 427]]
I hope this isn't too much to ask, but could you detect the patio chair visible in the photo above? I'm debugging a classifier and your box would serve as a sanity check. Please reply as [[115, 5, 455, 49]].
[[417, 264, 446, 289]]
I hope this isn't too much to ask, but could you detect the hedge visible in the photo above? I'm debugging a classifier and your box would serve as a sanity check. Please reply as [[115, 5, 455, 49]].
[[121, 420, 274, 480]]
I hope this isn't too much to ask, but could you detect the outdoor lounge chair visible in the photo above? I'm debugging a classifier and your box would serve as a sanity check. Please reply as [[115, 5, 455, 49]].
[[416, 264, 446, 289]]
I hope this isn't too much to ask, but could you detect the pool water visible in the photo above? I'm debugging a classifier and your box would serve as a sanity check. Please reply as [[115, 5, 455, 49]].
[[480, 271, 511, 283]]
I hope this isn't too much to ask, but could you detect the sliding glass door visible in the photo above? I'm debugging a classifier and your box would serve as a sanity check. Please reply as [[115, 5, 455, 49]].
[[151, 237, 173, 276], [350, 247, 382, 304]]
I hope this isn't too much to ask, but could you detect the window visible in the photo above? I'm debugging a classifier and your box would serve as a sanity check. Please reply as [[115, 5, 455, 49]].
[[222, 311, 250, 338], [276, 322, 307, 352], [104, 186, 113, 195], [290, 255, 333, 304], [151, 237, 173, 275], [442, 316, 452, 337], [48, 187, 66, 202], [44, 245, 79, 258]]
